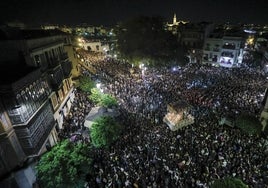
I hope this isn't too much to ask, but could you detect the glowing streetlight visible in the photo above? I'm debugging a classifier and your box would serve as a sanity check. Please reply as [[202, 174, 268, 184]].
[[139, 63, 144, 69], [96, 83, 101, 89]]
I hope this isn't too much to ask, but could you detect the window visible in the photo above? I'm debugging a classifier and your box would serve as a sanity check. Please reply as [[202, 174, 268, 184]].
[[45, 51, 50, 65], [34, 55, 41, 66], [209, 53, 213, 58], [203, 54, 208, 60], [58, 89, 64, 101], [63, 81, 68, 95], [51, 93, 58, 109], [212, 55, 217, 62], [213, 44, 220, 52], [205, 43, 210, 51], [222, 43, 235, 49]]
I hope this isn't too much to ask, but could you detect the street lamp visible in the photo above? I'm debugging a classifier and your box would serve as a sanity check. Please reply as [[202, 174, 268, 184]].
[[139, 63, 144, 69]]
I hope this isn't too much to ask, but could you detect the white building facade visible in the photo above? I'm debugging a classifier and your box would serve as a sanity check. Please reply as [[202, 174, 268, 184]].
[[203, 36, 244, 68]]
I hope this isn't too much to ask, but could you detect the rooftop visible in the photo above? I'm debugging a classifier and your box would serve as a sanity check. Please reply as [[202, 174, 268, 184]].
[[0, 63, 38, 85], [0, 26, 68, 40]]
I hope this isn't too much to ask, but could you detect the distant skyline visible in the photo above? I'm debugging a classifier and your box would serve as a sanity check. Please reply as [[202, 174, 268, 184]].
[[1, 0, 268, 26]]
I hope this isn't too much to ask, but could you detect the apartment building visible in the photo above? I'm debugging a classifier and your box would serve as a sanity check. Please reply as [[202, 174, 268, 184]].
[[203, 36, 244, 67], [0, 27, 74, 183]]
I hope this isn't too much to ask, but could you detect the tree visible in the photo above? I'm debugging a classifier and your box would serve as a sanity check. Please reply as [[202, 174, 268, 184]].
[[90, 116, 122, 148], [36, 140, 92, 188], [88, 88, 102, 105], [211, 177, 248, 188], [100, 94, 118, 108], [235, 113, 262, 135], [89, 88, 118, 108], [115, 16, 183, 67], [78, 76, 95, 93]]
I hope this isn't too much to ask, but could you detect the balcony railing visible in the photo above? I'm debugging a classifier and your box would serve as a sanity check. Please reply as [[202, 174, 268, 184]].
[[24, 120, 56, 156], [221, 52, 234, 58], [222, 44, 235, 50], [48, 57, 61, 69]]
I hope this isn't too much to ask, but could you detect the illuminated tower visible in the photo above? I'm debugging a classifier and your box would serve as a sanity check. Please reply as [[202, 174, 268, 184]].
[[173, 14, 177, 25]]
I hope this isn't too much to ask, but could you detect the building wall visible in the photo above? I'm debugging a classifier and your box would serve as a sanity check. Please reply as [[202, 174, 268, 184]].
[[0, 100, 26, 177], [220, 37, 243, 67], [203, 38, 222, 65], [181, 31, 204, 48], [203, 37, 243, 67], [0, 29, 75, 179], [0, 158, 38, 188], [0, 132, 25, 177], [24, 33, 75, 132], [26, 36, 64, 50], [82, 41, 109, 53], [52, 86, 74, 130], [64, 44, 80, 78]]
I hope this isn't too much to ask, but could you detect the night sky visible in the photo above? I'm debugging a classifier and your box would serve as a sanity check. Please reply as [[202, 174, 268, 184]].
[[1, 0, 268, 26]]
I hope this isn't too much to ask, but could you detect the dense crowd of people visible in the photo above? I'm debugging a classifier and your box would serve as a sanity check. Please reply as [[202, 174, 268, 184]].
[[58, 89, 92, 143], [66, 51, 268, 187]]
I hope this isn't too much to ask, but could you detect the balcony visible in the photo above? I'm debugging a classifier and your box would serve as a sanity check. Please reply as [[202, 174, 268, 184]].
[[221, 52, 234, 58], [213, 48, 220, 52], [60, 52, 69, 61], [13, 102, 56, 156], [24, 120, 56, 156], [48, 66, 64, 91], [222, 44, 235, 50], [61, 60, 72, 78], [47, 57, 60, 69]]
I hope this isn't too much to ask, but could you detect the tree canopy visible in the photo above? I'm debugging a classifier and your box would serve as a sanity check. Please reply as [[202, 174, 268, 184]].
[[100, 93, 118, 108], [90, 116, 122, 148], [211, 177, 248, 188], [235, 113, 263, 135], [88, 88, 102, 104], [251, 51, 263, 68], [115, 16, 185, 67], [36, 140, 92, 188], [89, 88, 118, 108], [78, 76, 95, 93]]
